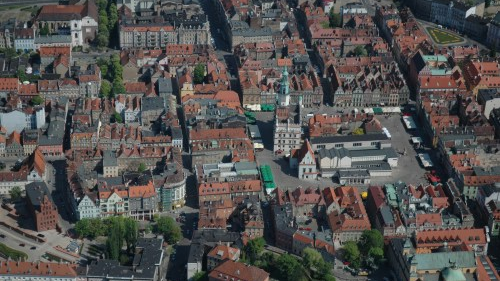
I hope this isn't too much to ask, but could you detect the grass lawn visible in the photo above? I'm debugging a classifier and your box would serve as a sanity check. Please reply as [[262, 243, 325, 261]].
[[0, 242, 28, 261], [426, 27, 464, 44]]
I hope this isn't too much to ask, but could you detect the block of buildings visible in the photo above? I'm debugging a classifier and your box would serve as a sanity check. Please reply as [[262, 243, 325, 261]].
[[290, 139, 318, 180], [35, 0, 98, 47]]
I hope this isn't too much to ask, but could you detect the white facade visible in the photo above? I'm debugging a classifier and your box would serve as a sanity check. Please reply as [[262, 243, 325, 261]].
[[14, 30, 35, 52], [77, 194, 101, 219], [273, 120, 302, 154]]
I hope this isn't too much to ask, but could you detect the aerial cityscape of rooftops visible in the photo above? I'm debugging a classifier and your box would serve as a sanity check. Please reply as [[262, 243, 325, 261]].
[[0, 0, 499, 280]]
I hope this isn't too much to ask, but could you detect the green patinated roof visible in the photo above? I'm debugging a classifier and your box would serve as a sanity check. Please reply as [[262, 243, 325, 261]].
[[422, 55, 448, 62], [442, 268, 467, 281], [412, 252, 476, 271]]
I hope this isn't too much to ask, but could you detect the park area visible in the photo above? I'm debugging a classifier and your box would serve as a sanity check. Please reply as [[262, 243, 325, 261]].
[[426, 27, 464, 45]]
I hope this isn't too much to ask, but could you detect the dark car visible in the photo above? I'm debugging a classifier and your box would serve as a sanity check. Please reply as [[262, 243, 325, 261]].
[[30, 246, 36, 250], [37, 234, 45, 238], [19, 243, 25, 247], [0, 234, 5, 238]]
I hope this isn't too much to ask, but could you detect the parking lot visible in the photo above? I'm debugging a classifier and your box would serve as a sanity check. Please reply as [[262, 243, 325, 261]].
[[254, 109, 432, 191]]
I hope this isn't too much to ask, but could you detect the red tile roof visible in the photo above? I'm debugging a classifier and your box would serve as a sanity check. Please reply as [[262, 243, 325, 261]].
[[209, 260, 269, 281], [0, 261, 76, 277]]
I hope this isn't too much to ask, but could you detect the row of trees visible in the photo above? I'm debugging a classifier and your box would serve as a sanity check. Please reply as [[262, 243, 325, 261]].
[[97, 54, 125, 98], [96, 0, 118, 48], [242, 238, 335, 281], [74, 217, 138, 261], [342, 230, 384, 270]]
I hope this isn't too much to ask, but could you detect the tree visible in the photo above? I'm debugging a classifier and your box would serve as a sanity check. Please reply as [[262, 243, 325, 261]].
[[137, 163, 147, 172], [244, 237, 265, 262], [353, 45, 368, 57], [113, 111, 123, 123], [368, 247, 384, 266], [192, 271, 208, 281], [31, 96, 44, 106], [123, 218, 138, 253], [276, 254, 306, 281], [352, 127, 364, 135], [9, 186, 22, 201], [74, 218, 108, 239], [97, 32, 109, 48], [100, 80, 112, 98], [343, 241, 361, 269], [303, 247, 323, 270], [106, 217, 125, 261], [16, 69, 27, 82], [329, 8, 341, 27], [193, 64, 205, 84], [108, 3, 118, 32], [40, 23, 50, 36], [155, 216, 182, 244], [97, 58, 109, 79], [359, 230, 383, 255], [112, 79, 125, 96]]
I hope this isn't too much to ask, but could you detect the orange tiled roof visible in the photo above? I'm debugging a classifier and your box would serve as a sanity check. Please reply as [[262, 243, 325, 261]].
[[0, 261, 76, 277]]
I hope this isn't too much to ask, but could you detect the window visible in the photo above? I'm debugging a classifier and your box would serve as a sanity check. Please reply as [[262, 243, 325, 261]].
[[371, 141, 378, 146], [74, 33, 78, 38], [317, 145, 325, 149], [335, 143, 344, 148], [353, 142, 362, 147], [74, 23, 77, 28]]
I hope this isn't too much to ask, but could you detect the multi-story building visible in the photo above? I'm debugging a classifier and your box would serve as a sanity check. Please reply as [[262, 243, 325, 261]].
[[206, 245, 240, 271], [273, 106, 302, 155], [290, 140, 318, 180], [0, 260, 77, 280], [26, 181, 58, 231], [189, 128, 254, 169], [35, 0, 98, 47], [487, 12, 500, 49], [209, 260, 269, 281], [0, 149, 46, 195], [119, 12, 210, 49], [386, 237, 490, 281], [326, 186, 371, 244], [14, 28, 35, 52], [76, 193, 100, 220]]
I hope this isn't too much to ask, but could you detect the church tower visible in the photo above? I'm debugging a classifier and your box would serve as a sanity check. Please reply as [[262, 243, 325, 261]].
[[277, 65, 290, 106]]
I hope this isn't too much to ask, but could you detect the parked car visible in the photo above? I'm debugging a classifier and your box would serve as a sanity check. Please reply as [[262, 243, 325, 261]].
[[19, 243, 25, 247]]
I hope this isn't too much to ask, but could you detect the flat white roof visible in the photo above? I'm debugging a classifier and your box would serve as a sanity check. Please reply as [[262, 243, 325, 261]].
[[418, 153, 434, 167], [403, 116, 417, 129]]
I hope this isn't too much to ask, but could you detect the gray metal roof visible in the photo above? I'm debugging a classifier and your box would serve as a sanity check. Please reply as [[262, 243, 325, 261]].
[[311, 133, 388, 145]]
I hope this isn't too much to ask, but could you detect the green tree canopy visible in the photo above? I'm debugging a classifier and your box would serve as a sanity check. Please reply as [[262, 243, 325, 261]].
[[353, 45, 368, 57], [137, 163, 147, 172], [113, 111, 123, 123], [359, 229, 384, 255], [276, 254, 307, 281], [123, 218, 138, 253], [100, 80, 112, 98], [244, 237, 265, 262], [9, 186, 22, 201], [31, 96, 44, 106], [343, 241, 361, 269], [74, 218, 108, 239], [329, 8, 341, 27], [154, 216, 182, 244], [193, 64, 205, 84], [192, 271, 208, 281], [112, 79, 125, 96], [106, 217, 125, 260], [40, 23, 50, 36], [352, 127, 364, 135], [16, 69, 27, 82]]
